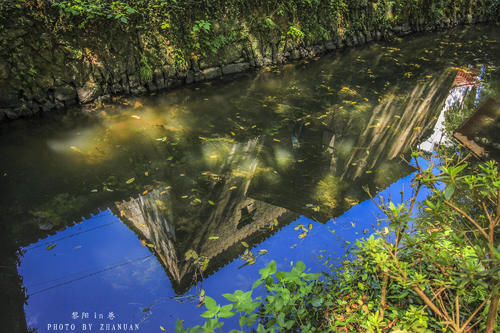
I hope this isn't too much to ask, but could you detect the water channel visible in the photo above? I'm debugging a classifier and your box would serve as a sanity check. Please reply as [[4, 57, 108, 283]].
[[1, 24, 499, 332]]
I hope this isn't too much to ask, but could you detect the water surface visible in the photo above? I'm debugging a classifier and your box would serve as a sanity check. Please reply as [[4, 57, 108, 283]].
[[1, 24, 499, 332]]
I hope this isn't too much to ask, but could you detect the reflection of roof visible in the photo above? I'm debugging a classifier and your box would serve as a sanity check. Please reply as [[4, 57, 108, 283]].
[[452, 68, 480, 88], [454, 98, 500, 161], [114, 188, 298, 294]]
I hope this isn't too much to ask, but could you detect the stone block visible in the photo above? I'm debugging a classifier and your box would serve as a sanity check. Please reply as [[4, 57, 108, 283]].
[[201, 67, 221, 80], [222, 62, 250, 75], [76, 81, 101, 104]]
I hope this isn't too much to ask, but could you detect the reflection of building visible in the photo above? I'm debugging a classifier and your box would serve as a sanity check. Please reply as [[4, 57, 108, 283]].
[[115, 187, 297, 294], [114, 138, 299, 293], [419, 67, 481, 153]]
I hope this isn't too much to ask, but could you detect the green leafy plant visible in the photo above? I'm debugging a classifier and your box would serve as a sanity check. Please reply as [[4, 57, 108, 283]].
[[180, 152, 498, 332]]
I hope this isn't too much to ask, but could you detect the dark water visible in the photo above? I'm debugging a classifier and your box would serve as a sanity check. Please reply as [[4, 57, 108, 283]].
[[1, 25, 499, 332]]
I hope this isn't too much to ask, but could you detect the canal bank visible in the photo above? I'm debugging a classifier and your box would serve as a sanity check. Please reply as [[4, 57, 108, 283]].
[[0, 0, 498, 120]]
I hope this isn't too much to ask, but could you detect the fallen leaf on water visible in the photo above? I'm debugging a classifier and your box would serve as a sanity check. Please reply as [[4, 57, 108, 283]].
[[197, 289, 205, 307], [258, 249, 268, 255], [298, 233, 307, 239], [160, 326, 166, 331], [294, 224, 305, 231], [209, 236, 219, 240], [290, 244, 297, 248], [308, 223, 313, 230], [241, 241, 249, 248], [73, 245, 81, 249], [46, 244, 56, 250], [70, 146, 84, 154], [141, 240, 146, 246], [126, 177, 135, 184]]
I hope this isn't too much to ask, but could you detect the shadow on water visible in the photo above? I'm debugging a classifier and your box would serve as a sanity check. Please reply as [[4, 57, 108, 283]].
[[0, 24, 499, 332]]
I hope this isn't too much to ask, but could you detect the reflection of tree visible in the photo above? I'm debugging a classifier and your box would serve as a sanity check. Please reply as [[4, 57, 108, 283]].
[[114, 138, 298, 293]]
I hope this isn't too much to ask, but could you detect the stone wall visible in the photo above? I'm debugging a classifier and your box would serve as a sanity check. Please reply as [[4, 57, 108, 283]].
[[0, 1, 496, 121]]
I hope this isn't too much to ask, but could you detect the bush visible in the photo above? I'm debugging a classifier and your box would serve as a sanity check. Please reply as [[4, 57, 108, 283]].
[[179, 153, 499, 332]]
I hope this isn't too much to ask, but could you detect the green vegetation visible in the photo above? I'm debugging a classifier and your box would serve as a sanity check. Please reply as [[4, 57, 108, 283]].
[[178, 152, 499, 332], [0, 0, 496, 110]]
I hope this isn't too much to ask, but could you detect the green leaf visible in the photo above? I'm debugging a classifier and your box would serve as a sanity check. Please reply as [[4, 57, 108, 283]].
[[200, 309, 217, 318], [222, 293, 237, 302], [204, 296, 217, 311], [311, 297, 323, 307], [219, 304, 235, 318], [175, 320, 185, 333], [443, 183, 455, 200], [120, 17, 128, 24], [247, 314, 258, 327], [239, 315, 247, 327], [294, 261, 306, 273]]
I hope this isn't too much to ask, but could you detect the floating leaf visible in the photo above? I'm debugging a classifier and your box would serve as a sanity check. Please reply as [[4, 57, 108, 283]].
[[241, 241, 249, 248], [308, 223, 313, 230], [160, 326, 166, 331], [46, 244, 56, 251], [209, 236, 219, 240], [294, 224, 305, 231], [298, 233, 307, 239], [126, 177, 135, 184], [70, 146, 84, 154], [257, 249, 268, 255], [72, 245, 82, 249]]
